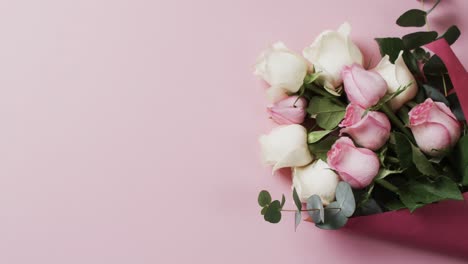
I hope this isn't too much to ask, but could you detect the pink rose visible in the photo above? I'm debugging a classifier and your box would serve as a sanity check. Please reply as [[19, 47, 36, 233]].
[[409, 98, 461, 156], [339, 104, 391, 151], [327, 137, 380, 189], [267, 96, 307, 125], [342, 64, 388, 108]]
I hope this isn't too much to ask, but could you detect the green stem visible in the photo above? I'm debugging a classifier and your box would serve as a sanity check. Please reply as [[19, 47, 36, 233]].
[[442, 73, 448, 97], [427, 0, 441, 14], [376, 179, 399, 194], [306, 84, 346, 107], [381, 103, 415, 143]]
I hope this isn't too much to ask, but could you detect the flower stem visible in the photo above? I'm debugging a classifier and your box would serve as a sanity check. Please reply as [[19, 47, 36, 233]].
[[376, 179, 399, 194], [381, 103, 415, 143], [442, 73, 448, 96]]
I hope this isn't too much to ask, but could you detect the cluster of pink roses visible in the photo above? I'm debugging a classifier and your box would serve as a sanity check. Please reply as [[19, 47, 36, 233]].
[[257, 23, 461, 201]]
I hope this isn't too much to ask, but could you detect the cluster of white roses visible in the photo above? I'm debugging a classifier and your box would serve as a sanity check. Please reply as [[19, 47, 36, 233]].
[[255, 23, 422, 205]]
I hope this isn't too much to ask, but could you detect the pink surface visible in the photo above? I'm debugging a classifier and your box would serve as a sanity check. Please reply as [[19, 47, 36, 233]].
[[1, 0, 468, 263]]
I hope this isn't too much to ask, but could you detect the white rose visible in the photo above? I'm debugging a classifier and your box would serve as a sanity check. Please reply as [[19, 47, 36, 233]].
[[292, 159, 339, 206], [373, 51, 418, 111], [303, 22, 363, 95], [254, 42, 309, 102], [259, 124, 312, 171]]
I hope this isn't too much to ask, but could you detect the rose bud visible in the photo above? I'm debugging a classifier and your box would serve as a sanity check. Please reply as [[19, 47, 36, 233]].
[[255, 42, 309, 102], [267, 96, 307, 125], [342, 64, 388, 108], [339, 104, 391, 151], [292, 159, 340, 205], [373, 51, 418, 111], [327, 137, 380, 189], [303, 22, 363, 95], [408, 98, 461, 156], [259, 124, 313, 171]]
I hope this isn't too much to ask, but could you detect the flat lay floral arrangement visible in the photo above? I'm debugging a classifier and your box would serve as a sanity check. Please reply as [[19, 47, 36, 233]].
[[255, 0, 468, 230]]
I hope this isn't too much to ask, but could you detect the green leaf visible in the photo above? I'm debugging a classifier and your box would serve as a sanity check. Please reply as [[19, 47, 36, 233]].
[[316, 111, 345, 130], [306, 195, 324, 224], [447, 93, 466, 121], [392, 132, 413, 168], [383, 197, 406, 211], [261, 207, 268, 215], [450, 135, 468, 184], [375, 37, 405, 63], [403, 50, 422, 76], [391, 131, 438, 176], [411, 144, 438, 177], [440, 25, 461, 45], [463, 166, 468, 186], [258, 190, 272, 207], [376, 168, 405, 180], [308, 96, 346, 129], [308, 130, 333, 144], [292, 188, 302, 211], [402, 31, 438, 50], [264, 200, 282, 223], [280, 194, 285, 208], [308, 97, 345, 115], [422, 84, 450, 106], [396, 9, 427, 27], [355, 199, 383, 216], [335, 182, 356, 217], [316, 202, 348, 230], [308, 135, 338, 161], [424, 55, 448, 75], [399, 177, 463, 212], [295, 211, 301, 231], [414, 83, 427, 103]]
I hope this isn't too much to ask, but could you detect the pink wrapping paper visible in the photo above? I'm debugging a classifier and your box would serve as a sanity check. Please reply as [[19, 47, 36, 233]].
[[346, 193, 468, 259], [346, 40, 468, 259]]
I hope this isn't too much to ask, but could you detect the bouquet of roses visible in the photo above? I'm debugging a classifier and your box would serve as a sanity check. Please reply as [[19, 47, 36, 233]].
[[255, 0, 468, 230]]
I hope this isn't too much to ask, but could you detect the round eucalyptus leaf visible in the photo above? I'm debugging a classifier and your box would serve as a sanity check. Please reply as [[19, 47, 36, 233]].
[[306, 195, 324, 224], [402, 31, 438, 50], [258, 190, 271, 207], [264, 200, 282, 223], [441, 25, 461, 45], [335, 182, 356, 217], [316, 202, 348, 230], [396, 9, 427, 27], [295, 211, 301, 231]]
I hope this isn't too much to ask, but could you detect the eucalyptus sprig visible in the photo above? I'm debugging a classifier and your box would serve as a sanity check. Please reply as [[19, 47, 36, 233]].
[[258, 182, 356, 230]]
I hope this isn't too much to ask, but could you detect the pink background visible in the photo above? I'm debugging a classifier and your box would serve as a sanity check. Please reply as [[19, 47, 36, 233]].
[[1, 0, 467, 263]]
